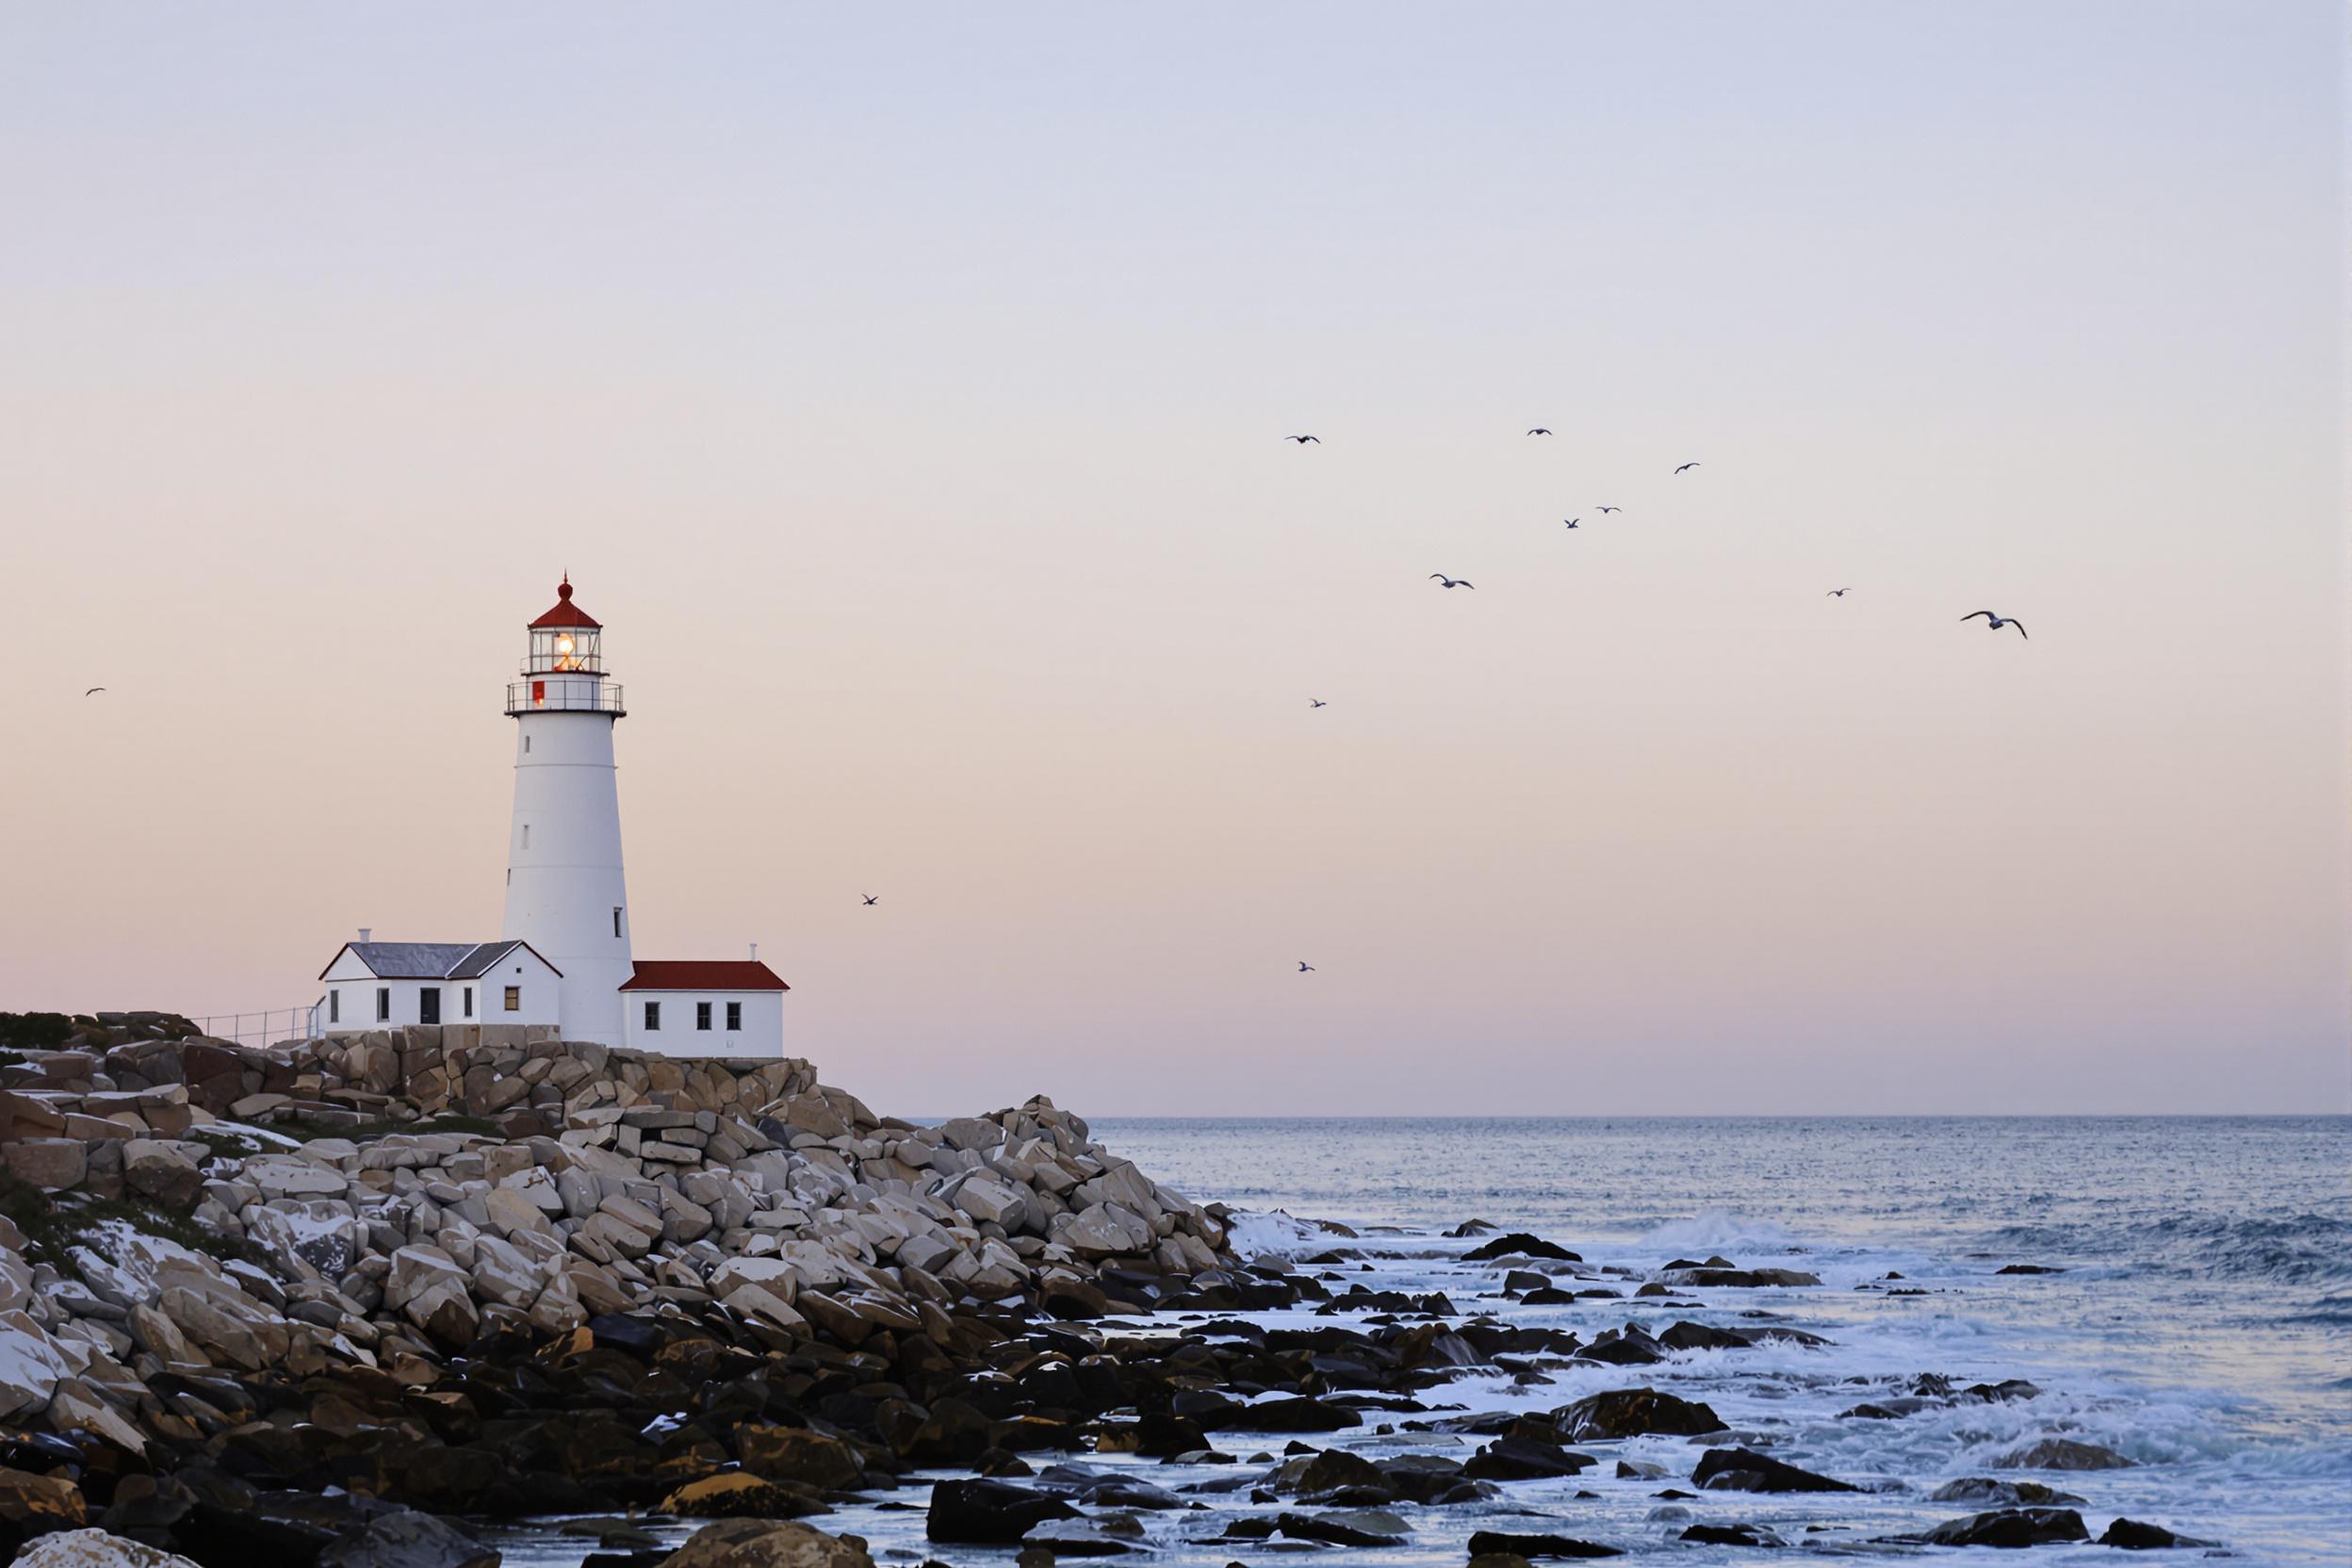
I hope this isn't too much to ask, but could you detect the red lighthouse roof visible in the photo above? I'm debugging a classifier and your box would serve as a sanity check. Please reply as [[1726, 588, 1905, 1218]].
[[529, 575, 602, 630]]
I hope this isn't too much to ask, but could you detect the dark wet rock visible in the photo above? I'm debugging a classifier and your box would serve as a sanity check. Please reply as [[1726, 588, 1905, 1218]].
[[1023, 1515, 1146, 1557], [2099, 1519, 2218, 1550], [1994, 1438, 2135, 1471], [1930, 1478, 2086, 1507], [1223, 1397, 1361, 1433], [1556, 1388, 1724, 1442], [314, 1510, 499, 1568], [740, 1428, 864, 1492], [1465, 1529, 1623, 1560], [1462, 1233, 1582, 1264], [1962, 1380, 2042, 1404], [1997, 1264, 2066, 1275], [1272, 1448, 1384, 1499], [1613, 1460, 1666, 1479], [1376, 1455, 1490, 1506], [1574, 1327, 1664, 1366], [1658, 1266, 1821, 1289], [925, 1479, 1081, 1544], [1691, 1447, 1857, 1494], [1679, 1524, 1787, 1547], [1503, 1270, 1549, 1295], [1522, 1287, 1580, 1305], [1276, 1508, 1410, 1546], [1911, 1509, 2090, 1548], [662, 1519, 876, 1568], [581, 1554, 670, 1568], [1447, 1219, 1498, 1236], [659, 1475, 826, 1519], [1463, 1434, 1596, 1480], [1656, 1320, 1754, 1352]]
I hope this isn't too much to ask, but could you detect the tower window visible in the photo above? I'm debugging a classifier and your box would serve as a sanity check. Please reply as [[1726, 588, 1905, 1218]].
[[726, 1002, 742, 1031], [503, 986, 520, 1012], [695, 1002, 712, 1031], [645, 1001, 662, 1031], [613, 906, 624, 939], [376, 987, 391, 1021], [521, 825, 530, 849]]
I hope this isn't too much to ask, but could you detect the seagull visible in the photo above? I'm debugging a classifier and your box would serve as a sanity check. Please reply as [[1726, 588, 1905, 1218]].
[[83, 687, 106, 696], [861, 894, 879, 906], [1309, 698, 1329, 708], [1284, 434, 1320, 444], [1674, 462, 1701, 474], [1527, 428, 1553, 436], [1595, 505, 1622, 514], [1961, 611, 2028, 640], [1298, 961, 1315, 972], [1827, 587, 1850, 597], [1429, 574, 1475, 589], [1562, 517, 1579, 529]]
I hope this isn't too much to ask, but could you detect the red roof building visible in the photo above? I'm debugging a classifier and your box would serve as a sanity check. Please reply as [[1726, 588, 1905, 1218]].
[[620, 960, 791, 992]]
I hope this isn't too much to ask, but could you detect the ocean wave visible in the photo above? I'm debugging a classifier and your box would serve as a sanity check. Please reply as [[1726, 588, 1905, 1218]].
[[1221, 1208, 1355, 1259], [1984, 1210, 2352, 1286], [1641, 1209, 1802, 1256]]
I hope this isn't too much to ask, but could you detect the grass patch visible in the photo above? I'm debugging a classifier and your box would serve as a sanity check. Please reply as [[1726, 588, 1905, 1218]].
[[0, 1170, 272, 1278]]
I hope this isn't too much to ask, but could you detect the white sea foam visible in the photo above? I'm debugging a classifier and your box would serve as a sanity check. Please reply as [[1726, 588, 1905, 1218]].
[[1639, 1208, 1802, 1256]]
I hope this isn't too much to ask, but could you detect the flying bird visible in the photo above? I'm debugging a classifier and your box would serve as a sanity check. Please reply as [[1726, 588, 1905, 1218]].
[[1674, 462, 1701, 474], [1284, 434, 1320, 444], [1309, 698, 1329, 708], [1562, 517, 1579, 530], [861, 894, 879, 906], [1595, 505, 1622, 514], [1527, 428, 1552, 436], [1298, 962, 1315, 973], [1429, 574, 1475, 589], [1961, 611, 2028, 640], [1827, 588, 1850, 597], [83, 687, 106, 696]]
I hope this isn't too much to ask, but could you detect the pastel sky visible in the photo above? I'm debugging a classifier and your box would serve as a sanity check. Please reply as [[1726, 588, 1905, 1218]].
[[2, 4, 2343, 1116]]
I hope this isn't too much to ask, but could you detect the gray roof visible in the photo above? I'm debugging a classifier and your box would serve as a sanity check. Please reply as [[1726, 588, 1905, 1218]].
[[340, 940, 545, 980]]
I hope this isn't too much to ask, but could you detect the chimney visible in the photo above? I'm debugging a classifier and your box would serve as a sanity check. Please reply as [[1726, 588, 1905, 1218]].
[[748, 942, 759, 961], [358, 927, 373, 944]]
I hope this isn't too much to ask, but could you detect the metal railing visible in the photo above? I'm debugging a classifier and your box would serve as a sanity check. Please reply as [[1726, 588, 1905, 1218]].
[[505, 679, 626, 716], [190, 1001, 325, 1047]]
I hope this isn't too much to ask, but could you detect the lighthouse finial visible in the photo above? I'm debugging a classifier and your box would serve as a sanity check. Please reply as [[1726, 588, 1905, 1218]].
[[558, 571, 573, 602]]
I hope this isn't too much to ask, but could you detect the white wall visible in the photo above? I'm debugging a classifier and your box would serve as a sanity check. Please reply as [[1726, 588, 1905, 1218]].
[[318, 947, 562, 1034], [502, 702, 631, 1045], [622, 988, 783, 1059]]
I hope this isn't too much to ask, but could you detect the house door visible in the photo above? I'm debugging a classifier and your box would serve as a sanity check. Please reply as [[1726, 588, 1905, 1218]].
[[419, 988, 442, 1025]]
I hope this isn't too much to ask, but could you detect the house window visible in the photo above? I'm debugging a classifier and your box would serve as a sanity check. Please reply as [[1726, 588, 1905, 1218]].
[[329, 990, 340, 1024], [376, 987, 391, 1021], [520, 825, 530, 849], [463, 986, 473, 1018], [645, 1001, 661, 1031], [419, 988, 441, 1025], [524, 735, 531, 753], [695, 1002, 712, 1031], [503, 986, 520, 1012], [612, 906, 625, 939], [726, 1002, 742, 1031]]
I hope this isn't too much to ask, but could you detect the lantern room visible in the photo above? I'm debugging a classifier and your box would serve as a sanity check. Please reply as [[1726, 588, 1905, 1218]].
[[526, 576, 603, 674]]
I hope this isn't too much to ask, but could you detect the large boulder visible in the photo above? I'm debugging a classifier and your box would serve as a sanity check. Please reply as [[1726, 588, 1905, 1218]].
[[1914, 1509, 2090, 1548], [0, 1467, 88, 1534], [1992, 1437, 2135, 1471], [1691, 1447, 1857, 1494], [738, 1428, 862, 1492], [1556, 1388, 1723, 1441], [15, 1529, 199, 1568], [121, 1142, 204, 1210], [314, 1509, 498, 1568], [925, 1478, 1079, 1544], [662, 1519, 874, 1568], [1464, 1530, 1621, 1560]]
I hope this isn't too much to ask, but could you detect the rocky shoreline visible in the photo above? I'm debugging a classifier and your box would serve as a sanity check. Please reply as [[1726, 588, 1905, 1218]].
[[0, 1013, 2226, 1567]]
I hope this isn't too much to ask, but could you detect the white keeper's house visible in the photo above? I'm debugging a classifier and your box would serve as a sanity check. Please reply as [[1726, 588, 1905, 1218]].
[[314, 577, 789, 1058]]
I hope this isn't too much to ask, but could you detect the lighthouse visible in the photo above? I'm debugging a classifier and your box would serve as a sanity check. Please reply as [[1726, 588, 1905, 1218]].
[[501, 575, 631, 1045]]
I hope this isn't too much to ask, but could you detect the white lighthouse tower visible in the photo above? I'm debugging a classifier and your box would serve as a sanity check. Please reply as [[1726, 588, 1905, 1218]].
[[501, 576, 631, 1045]]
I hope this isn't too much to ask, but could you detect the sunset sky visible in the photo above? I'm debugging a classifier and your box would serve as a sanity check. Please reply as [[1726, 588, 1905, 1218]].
[[2, 4, 2342, 1115]]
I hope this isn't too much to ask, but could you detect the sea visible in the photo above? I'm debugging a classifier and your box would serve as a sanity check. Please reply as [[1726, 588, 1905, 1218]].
[[500, 1116, 2352, 1567]]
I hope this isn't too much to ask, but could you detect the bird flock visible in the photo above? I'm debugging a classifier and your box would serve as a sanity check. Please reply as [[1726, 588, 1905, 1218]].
[[1263, 427, 2032, 970]]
